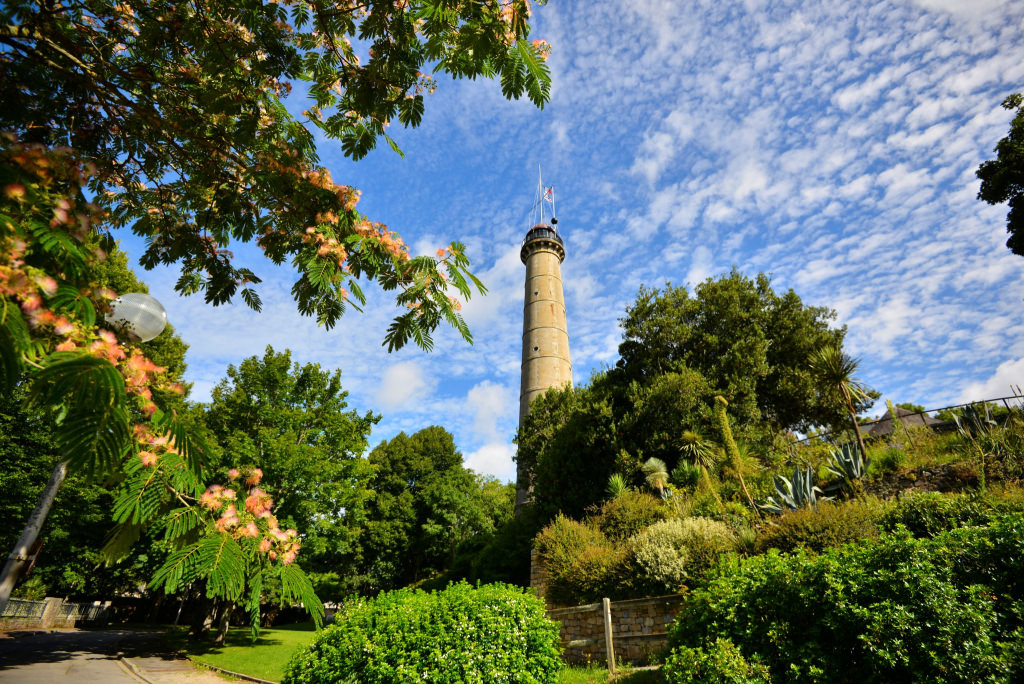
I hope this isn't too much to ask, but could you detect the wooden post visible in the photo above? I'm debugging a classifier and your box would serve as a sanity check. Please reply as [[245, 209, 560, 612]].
[[602, 597, 616, 675]]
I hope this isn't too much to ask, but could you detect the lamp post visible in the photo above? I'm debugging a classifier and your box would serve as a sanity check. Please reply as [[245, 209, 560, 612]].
[[0, 294, 167, 613], [110, 293, 168, 342]]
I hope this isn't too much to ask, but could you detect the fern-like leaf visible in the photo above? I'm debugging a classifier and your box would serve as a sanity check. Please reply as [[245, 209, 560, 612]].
[[278, 563, 324, 629], [98, 522, 144, 564], [151, 541, 205, 594], [112, 465, 163, 525], [162, 506, 205, 544], [0, 299, 29, 393], [198, 534, 246, 601]]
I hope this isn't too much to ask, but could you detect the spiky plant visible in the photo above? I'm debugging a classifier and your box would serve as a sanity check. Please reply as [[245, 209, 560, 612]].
[[679, 429, 717, 470], [758, 466, 830, 514], [606, 473, 629, 499], [824, 442, 869, 497]]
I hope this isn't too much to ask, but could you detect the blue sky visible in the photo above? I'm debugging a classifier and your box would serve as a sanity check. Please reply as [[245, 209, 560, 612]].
[[121, 0, 1024, 483]]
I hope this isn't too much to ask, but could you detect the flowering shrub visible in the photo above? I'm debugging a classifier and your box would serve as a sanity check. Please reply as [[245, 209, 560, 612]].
[[282, 582, 561, 684], [629, 517, 738, 594]]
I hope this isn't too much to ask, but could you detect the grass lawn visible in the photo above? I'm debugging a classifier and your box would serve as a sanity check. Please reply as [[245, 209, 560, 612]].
[[172, 622, 662, 684], [174, 622, 317, 682]]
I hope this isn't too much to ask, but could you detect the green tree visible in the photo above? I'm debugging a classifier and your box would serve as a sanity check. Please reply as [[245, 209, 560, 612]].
[[201, 347, 378, 599], [361, 426, 506, 590], [977, 93, 1024, 256], [515, 379, 622, 521], [1, 0, 551, 350], [0, 389, 158, 599], [0, 239, 191, 602], [615, 270, 860, 432]]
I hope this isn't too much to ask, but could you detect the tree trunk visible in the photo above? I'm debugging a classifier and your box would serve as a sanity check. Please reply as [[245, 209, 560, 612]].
[[213, 601, 233, 646], [842, 385, 869, 465], [0, 460, 68, 613], [190, 595, 216, 639]]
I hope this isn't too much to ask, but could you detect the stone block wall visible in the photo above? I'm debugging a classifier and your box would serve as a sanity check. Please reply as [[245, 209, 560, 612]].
[[0, 597, 111, 631], [547, 594, 686, 666]]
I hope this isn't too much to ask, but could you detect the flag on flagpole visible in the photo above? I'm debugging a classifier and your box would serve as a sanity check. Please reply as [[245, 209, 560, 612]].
[[544, 187, 554, 203]]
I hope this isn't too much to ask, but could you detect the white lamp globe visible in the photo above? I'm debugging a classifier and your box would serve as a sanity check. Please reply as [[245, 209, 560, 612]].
[[109, 293, 168, 342]]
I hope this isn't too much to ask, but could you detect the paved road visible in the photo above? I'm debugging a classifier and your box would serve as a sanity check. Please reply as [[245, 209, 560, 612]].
[[0, 629, 224, 684]]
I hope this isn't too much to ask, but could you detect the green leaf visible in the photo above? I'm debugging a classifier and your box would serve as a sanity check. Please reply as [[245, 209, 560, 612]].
[[50, 285, 96, 327], [0, 300, 29, 393], [98, 522, 144, 564], [279, 563, 324, 629], [112, 465, 163, 525], [383, 133, 405, 158], [199, 533, 246, 601], [151, 541, 205, 594], [162, 506, 205, 544], [151, 408, 209, 476]]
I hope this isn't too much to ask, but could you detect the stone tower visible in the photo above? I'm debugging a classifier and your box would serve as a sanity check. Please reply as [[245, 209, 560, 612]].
[[516, 220, 572, 510]]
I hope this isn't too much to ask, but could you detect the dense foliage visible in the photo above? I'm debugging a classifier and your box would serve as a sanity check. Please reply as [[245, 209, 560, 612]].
[[667, 515, 1024, 683], [614, 270, 862, 432], [359, 427, 514, 592], [977, 93, 1024, 256], [1, 0, 552, 350], [282, 582, 562, 684]]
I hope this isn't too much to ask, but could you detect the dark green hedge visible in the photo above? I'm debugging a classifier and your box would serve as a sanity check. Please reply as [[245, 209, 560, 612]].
[[665, 514, 1024, 683], [282, 582, 562, 684]]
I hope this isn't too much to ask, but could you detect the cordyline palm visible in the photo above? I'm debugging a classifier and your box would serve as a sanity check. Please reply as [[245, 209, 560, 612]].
[[810, 344, 870, 462], [642, 457, 670, 498], [678, 429, 723, 506]]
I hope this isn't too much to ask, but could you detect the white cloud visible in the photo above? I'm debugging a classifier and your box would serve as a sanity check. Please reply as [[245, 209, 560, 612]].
[[959, 358, 1024, 403], [466, 381, 516, 442], [464, 442, 517, 482], [374, 362, 433, 411]]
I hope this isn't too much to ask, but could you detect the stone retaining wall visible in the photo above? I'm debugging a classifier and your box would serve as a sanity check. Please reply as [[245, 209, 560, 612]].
[[547, 594, 686, 666], [0, 597, 112, 631]]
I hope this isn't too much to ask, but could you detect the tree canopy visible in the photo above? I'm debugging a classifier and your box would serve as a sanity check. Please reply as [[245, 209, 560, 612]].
[[615, 269, 866, 432], [360, 426, 513, 591], [201, 346, 378, 597], [977, 93, 1024, 256], [1, 0, 552, 350]]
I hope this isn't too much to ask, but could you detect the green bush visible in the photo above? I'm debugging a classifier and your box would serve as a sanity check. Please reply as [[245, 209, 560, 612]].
[[592, 490, 670, 541], [879, 489, 1024, 538], [871, 446, 907, 474], [670, 461, 702, 491], [535, 514, 608, 572], [535, 515, 628, 605], [629, 517, 737, 593], [667, 517, 1024, 683], [282, 582, 562, 684], [755, 499, 883, 554], [663, 638, 772, 683]]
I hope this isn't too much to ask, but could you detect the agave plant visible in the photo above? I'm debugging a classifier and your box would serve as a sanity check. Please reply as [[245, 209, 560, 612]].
[[758, 466, 830, 514], [824, 442, 869, 496]]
